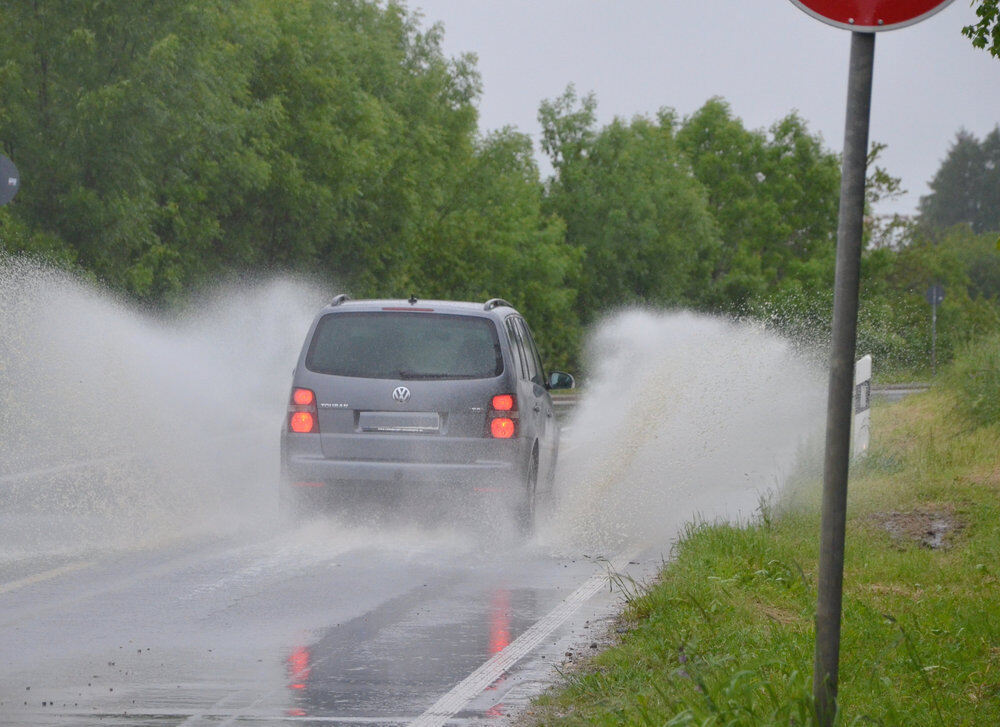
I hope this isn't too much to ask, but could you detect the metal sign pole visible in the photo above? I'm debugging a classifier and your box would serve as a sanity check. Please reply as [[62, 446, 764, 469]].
[[931, 296, 938, 376], [813, 30, 875, 726]]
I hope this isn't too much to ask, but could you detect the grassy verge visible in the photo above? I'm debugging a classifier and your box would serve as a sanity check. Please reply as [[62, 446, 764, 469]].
[[529, 362, 1000, 724]]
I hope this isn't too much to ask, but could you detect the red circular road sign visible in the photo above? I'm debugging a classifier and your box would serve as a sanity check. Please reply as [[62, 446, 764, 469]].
[[789, 0, 956, 31]]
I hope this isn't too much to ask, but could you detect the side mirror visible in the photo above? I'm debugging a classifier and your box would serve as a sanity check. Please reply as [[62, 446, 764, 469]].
[[547, 371, 575, 390]]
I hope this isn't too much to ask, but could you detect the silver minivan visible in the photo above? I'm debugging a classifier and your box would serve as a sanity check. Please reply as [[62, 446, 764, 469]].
[[280, 296, 574, 528]]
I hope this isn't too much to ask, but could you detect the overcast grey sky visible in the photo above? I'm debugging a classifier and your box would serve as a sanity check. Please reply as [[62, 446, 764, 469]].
[[411, 0, 999, 216]]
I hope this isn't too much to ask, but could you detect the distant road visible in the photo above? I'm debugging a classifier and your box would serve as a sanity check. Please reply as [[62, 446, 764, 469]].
[[871, 383, 931, 403]]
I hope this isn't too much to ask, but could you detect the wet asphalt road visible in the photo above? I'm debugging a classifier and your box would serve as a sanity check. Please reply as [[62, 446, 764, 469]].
[[0, 508, 649, 727]]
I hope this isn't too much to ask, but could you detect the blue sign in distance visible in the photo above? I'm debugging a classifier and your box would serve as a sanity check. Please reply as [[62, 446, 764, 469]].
[[0, 155, 19, 206]]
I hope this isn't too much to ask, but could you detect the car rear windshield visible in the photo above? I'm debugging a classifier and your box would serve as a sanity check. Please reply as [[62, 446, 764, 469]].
[[305, 312, 504, 380]]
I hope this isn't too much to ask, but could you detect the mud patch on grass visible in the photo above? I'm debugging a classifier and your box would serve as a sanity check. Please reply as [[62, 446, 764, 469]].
[[865, 582, 925, 599], [759, 603, 804, 626], [869, 505, 963, 550], [969, 463, 1000, 489]]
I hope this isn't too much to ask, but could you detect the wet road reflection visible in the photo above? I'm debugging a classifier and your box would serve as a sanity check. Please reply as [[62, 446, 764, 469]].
[[282, 586, 535, 721], [0, 525, 636, 726]]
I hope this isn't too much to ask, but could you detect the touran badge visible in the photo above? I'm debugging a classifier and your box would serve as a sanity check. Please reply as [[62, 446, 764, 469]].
[[392, 386, 411, 403]]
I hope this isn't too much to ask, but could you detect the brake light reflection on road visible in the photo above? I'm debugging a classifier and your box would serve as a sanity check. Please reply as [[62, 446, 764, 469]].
[[484, 589, 511, 718], [489, 589, 510, 655], [287, 645, 311, 690]]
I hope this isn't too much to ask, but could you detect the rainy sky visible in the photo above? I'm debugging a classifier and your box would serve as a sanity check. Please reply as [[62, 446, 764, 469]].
[[413, 0, 999, 216]]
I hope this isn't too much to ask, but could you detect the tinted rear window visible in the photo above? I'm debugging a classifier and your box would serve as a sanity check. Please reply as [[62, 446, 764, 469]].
[[305, 312, 503, 380]]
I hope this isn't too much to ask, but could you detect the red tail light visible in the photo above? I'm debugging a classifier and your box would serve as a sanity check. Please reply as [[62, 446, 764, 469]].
[[288, 388, 319, 434], [491, 394, 515, 412], [487, 394, 518, 438], [290, 411, 316, 433], [491, 417, 516, 439]]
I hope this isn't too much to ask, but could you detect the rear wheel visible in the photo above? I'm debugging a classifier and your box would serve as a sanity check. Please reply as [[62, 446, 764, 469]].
[[516, 452, 539, 535]]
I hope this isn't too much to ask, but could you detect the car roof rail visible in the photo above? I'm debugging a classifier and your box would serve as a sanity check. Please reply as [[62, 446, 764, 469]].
[[330, 293, 351, 306], [483, 298, 513, 311]]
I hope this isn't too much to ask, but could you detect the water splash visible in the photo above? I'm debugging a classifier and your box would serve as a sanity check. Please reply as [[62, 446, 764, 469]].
[[1, 258, 825, 562], [0, 256, 327, 559], [545, 309, 826, 553]]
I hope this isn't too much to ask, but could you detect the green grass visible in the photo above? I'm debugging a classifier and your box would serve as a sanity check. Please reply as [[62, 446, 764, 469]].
[[945, 331, 1000, 427], [528, 385, 1000, 725]]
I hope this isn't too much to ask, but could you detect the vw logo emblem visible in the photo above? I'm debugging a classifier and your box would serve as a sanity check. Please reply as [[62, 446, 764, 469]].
[[392, 386, 411, 403]]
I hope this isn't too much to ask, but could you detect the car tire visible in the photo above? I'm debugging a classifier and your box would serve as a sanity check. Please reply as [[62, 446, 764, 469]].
[[516, 451, 539, 535]]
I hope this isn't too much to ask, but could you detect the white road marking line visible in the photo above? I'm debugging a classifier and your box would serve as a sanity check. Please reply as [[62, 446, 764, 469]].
[[66, 707, 412, 725], [0, 560, 95, 595], [159, 714, 412, 724], [407, 548, 641, 727]]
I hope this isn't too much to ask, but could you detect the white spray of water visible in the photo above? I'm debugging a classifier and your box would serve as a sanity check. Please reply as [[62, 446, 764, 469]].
[[1, 259, 826, 563], [545, 309, 826, 553], [0, 257, 327, 559]]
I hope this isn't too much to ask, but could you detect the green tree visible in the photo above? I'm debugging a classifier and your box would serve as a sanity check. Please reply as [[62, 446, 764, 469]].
[[234, 0, 482, 295], [0, 1, 487, 303], [0, 1, 271, 300], [918, 128, 1000, 234], [675, 99, 841, 309], [963, 0, 1000, 57], [540, 87, 720, 319], [408, 127, 581, 369], [853, 224, 1000, 374]]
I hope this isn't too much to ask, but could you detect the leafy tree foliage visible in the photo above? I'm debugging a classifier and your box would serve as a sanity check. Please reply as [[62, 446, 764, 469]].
[[0, 0, 491, 300], [407, 128, 581, 367], [919, 128, 1000, 234], [964, 0, 1000, 58], [232, 1, 483, 296], [675, 99, 841, 308], [878, 226, 1000, 365], [0, 1, 263, 300], [540, 87, 720, 318], [3, 2, 997, 376], [0, 0, 583, 367]]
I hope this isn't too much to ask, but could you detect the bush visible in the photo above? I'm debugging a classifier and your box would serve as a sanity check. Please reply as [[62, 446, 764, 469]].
[[945, 331, 1000, 425]]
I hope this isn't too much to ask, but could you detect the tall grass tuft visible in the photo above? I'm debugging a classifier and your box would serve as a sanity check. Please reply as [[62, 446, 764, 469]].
[[945, 330, 1000, 426], [528, 377, 1000, 726]]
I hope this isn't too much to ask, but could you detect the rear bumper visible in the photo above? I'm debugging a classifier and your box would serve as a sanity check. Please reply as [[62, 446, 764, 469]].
[[280, 431, 526, 489], [283, 454, 518, 486]]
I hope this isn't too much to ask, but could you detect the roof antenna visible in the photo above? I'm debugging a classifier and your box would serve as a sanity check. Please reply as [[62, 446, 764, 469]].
[[408, 294, 418, 305]]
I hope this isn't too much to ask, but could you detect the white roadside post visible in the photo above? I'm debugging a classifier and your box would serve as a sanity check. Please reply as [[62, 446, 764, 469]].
[[852, 355, 872, 458]]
